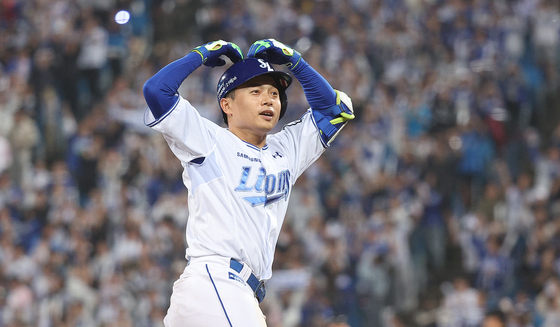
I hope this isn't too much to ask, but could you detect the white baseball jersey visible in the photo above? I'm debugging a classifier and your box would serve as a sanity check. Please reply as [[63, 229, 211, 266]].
[[144, 96, 326, 280]]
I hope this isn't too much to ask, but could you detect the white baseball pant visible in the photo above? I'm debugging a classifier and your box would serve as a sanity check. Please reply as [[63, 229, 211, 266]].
[[163, 255, 267, 327]]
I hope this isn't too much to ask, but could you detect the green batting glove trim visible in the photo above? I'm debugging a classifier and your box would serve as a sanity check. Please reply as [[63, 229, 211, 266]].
[[249, 40, 272, 56], [340, 112, 355, 120], [329, 117, 345, 125], [192, 49, 205, 62], [204, 40, 226, 51], [328, 90, 355, 125], [288, 56, 301, 70], [231, 43, 243, 59], [330, 112, 356, 125], [254, 40, 272, 50]]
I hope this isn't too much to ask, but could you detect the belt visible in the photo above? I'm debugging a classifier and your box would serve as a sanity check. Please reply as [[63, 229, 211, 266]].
[[229, 259, 266, 303]]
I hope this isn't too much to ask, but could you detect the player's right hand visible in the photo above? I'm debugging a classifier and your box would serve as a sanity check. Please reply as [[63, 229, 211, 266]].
[[247, 39, 302, 69], [192, 40, 243, 67]]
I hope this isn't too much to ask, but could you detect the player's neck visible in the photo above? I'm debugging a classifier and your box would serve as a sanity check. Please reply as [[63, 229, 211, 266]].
[[228, 128, 267, 148]]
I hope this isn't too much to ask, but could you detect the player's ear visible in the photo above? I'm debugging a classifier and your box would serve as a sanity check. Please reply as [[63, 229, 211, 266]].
[[220, 97, 233, 115]]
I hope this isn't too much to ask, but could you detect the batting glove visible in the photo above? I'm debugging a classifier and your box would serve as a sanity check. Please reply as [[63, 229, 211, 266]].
[[191, 40, 243, 67], [247, 39, 302, 70]]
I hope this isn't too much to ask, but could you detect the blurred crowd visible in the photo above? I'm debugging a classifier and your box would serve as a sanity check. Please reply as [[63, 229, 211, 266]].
[[2, 0, 560, 326]]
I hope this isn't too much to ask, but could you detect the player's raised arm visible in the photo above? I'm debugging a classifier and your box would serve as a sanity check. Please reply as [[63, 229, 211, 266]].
[[143, 40, 243, 120], [247, 39, 355, 146]]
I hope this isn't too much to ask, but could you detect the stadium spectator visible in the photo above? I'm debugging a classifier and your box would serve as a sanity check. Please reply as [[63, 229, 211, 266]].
[[2, 1, 560, 326]]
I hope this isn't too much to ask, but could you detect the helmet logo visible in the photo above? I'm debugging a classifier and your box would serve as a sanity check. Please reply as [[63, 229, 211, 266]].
[[258, 59, 274, 72], [224, 76, 237, 88], [218, 76, 237, 99]]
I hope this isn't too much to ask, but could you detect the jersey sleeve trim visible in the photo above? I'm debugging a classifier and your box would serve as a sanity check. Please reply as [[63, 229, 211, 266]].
[[143, 96, 181, 127], [308, 109, 329, 149], [280, 109, 328, 148]]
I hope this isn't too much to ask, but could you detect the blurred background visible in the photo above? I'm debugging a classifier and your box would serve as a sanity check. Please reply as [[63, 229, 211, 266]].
[[1, 0, 560, 326]]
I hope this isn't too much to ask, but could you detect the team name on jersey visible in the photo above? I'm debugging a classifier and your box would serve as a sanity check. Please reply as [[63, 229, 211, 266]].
[[235, 167, 291, 207]]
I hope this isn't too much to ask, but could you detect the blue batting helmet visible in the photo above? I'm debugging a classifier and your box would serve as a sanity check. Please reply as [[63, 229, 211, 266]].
[[217, 58, 292, 124]]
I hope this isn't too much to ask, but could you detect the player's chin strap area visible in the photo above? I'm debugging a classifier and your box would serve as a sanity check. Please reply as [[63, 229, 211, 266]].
[[230, 259, 266, 303]]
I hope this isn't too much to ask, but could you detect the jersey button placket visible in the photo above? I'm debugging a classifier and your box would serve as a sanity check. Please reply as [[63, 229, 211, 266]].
[[261, 149, 278, 274]]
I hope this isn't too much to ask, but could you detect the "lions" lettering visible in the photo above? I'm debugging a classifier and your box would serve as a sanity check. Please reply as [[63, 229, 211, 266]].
[[235, 167, 291, 206]]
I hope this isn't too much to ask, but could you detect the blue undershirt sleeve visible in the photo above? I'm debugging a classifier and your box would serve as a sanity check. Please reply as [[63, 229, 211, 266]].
[[290, 59, 353, 146], [289, 59, 337, 110], [143, 52, 203, 119]]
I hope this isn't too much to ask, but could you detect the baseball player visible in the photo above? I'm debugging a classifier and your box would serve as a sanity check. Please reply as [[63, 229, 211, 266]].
[[143, 39, 354, 327]]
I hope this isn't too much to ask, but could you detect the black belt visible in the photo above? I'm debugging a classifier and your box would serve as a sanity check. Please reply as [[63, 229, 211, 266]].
[[229, 259, 266, 303]]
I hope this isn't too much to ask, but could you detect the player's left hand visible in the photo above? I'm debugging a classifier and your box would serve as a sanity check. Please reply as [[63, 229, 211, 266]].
[[247, 39, 302, 69], [192, 40, 243, 67]]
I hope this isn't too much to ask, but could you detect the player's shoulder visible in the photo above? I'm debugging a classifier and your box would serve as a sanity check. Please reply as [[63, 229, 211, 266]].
[[272, 110, 314, 136], [266, 126, 295, 151], [178, 96, 225, 129]]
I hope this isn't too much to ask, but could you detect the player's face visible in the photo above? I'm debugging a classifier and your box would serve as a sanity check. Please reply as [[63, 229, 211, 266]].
[[222, 75, 282, 144]]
